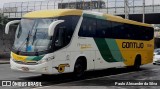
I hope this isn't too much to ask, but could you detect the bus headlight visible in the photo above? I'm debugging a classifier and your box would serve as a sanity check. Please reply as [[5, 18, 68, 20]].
[[37, 56, 55, 64]]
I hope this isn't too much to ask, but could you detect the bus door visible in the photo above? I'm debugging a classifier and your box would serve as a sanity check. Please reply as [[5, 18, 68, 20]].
[[53, 26, 68, 61]]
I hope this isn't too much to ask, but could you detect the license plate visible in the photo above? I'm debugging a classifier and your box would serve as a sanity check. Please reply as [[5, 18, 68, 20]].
[[21, 67, 29, 71]]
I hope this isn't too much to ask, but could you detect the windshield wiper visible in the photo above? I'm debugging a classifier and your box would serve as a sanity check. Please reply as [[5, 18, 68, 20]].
[[32, 29, 39, 56], [32, 28, 38, 45], [17, 30, 30, 54]]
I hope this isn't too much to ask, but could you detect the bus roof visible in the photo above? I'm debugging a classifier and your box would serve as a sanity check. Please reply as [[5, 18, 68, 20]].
[[23, 9, 152, 27], [83, 11, 152, 27], [104, 14, 152, 27], [23, 9, 82, 18]]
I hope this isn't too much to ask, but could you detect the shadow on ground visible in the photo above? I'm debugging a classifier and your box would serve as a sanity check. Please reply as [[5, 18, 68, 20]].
[[19, 67, 148, 86]]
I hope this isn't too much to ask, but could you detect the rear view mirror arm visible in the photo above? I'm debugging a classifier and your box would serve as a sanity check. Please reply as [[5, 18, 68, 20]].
[[5, 20, 20, 34]]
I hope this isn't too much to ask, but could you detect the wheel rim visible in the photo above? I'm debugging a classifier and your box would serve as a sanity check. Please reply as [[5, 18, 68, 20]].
[[74, 63, 84, 77]]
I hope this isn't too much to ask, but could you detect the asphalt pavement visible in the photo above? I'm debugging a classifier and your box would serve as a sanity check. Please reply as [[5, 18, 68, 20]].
[[0, 63, 160, 89], [0, 58, 9, 64]]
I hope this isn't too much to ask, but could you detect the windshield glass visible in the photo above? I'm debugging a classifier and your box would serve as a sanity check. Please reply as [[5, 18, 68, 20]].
[[13, 16, 80, 55], [13, 18, 55, 52]]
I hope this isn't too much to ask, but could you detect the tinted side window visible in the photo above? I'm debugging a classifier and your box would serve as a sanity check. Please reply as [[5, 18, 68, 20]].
[[78, 17, 154, 41], [112, 22, 125, 39], [96, 19, 112, 38], [124, 24, 137, 39], [59, 16, 80, 45], [53, 16, 80, 51], [78, 17, 96, 37], [124, 24, 154, 40]]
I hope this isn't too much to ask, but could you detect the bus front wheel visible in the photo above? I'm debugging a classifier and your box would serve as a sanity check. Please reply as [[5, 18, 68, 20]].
[[73, 58, 86, 78]]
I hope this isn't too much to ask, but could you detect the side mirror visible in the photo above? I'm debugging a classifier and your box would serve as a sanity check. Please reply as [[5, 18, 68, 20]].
[[5, 20, 20, 34], [48, 20, 64, 36]]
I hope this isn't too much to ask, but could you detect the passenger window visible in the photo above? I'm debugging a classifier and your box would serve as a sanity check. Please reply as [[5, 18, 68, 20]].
[[78, 16, 153, 41], [79, 17, 96, 37]]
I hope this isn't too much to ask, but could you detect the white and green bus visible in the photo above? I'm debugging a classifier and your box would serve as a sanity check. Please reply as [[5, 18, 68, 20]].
[[5, 9, 154, 77]]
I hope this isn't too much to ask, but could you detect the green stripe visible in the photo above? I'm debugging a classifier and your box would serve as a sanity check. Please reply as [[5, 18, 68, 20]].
[[105, 39, 124, 62], [26, 55, 44, 61], [94, 38, 117, 62]]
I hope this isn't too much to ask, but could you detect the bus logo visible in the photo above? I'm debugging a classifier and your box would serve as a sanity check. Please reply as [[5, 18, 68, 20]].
[[122, 42, 144, 48]]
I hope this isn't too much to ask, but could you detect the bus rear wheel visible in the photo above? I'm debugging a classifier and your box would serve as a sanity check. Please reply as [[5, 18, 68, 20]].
[[133, 55, 141, 70]]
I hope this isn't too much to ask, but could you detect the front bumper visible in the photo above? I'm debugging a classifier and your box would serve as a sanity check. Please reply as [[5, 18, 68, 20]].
[[153, 59, 160, 65], [10, 58, 59, 74]]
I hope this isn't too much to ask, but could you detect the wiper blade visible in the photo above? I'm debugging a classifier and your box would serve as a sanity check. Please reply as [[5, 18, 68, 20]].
[[32, 28, 38, 44], [17, 30, 30, 53]]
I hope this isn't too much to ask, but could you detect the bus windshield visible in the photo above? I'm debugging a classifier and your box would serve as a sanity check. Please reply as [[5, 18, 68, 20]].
[[13, 18, 56, 52]]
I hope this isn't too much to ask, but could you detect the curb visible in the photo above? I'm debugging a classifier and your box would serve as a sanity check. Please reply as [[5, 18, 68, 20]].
[[0, 61, 10, 64]]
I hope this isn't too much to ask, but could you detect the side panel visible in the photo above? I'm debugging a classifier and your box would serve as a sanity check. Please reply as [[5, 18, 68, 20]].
[[94, 38, 154, 69], [67, 16, 95, 72], [94, 38, 125, 69], [66, 12, 154, 72], [67, 37, 96, 71], [116, 39, 154, 66]]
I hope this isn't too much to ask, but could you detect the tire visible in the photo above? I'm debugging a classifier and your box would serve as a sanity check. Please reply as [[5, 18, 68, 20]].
[[133, 55, 141, 70], [73, 59, 85, 78], [153, 63, 156, 65]]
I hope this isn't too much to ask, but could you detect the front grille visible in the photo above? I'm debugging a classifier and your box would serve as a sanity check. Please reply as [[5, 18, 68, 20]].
[[14, 61, 38, 65]]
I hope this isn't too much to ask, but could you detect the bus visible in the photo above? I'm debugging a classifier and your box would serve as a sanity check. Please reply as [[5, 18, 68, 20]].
[[5, 9, 154, 77]]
